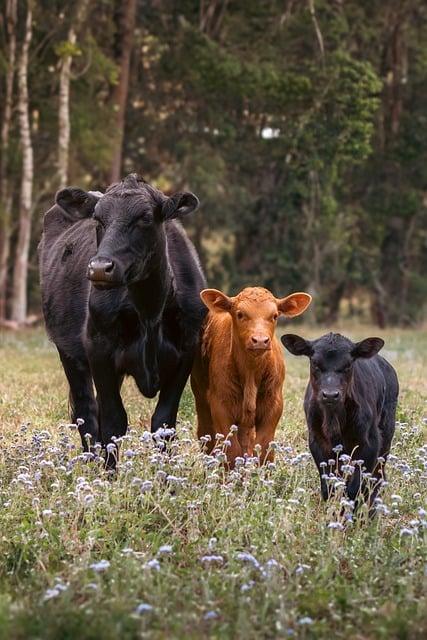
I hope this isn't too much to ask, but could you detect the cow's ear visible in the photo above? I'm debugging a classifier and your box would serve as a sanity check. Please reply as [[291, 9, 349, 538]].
[[281, 334, 313, 357], [56, 187, 100, 219], [351, 337, 384, 359], [200, 289, 233, 313], [160, 192, 199, 221], [277, 292, 312, 318]]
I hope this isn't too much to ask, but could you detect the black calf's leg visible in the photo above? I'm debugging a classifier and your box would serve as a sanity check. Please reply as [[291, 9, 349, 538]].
[[91, 358, 127, 468], [151, 351, 193, 434], [58, 350, 99, 451]]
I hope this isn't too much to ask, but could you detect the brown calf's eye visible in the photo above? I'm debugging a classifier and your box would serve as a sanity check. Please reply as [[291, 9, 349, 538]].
[[236, 310, 244, 320]]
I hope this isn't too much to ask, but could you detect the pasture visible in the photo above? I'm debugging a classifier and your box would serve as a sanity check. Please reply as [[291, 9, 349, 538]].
[[0, 326, 425, 640]]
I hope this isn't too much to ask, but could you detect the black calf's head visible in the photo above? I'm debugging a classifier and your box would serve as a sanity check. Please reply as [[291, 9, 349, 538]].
[[281, 332, 384, 407], [56, 174, 199, 288]]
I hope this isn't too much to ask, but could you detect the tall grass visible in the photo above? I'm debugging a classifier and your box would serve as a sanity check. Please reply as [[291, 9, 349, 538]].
[[0, 327, 425, 639]]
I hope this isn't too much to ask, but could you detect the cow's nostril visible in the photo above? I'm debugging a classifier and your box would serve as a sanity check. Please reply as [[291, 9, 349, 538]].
[[104, 260, 114, 273], [251, 336, 258, 344], [322, 390, 340, 401]]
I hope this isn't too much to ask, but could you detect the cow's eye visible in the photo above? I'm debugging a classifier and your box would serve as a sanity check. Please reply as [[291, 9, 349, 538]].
[[271, 313, 279, 322], [312, 363, 321, 373], [236, 310, 245, 320]]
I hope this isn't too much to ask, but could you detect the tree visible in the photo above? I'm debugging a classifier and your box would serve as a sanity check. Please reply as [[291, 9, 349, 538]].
[[0, 0, 17, 320], [57, 0, 90, 188], [11, 0, 33, 324], [110, 0, 137, 183]]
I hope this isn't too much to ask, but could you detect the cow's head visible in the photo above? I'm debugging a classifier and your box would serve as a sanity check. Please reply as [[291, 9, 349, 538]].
[[56, 174, 199, 289], [201, 287, 311, 355], [281, 332, 384, 407]]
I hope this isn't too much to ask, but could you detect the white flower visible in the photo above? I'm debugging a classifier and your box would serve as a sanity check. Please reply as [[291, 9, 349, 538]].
[[298, 617, 314, 625], [90, 559, 110, 573], [135, 603, 153, 615], [158, 545, 173, 555]]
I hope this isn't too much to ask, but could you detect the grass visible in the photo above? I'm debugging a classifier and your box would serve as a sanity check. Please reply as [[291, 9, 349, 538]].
[[0, 325, 425, 639]]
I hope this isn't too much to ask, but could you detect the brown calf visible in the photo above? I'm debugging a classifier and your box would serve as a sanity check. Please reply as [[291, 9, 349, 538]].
[[191, 287, 311, 465]]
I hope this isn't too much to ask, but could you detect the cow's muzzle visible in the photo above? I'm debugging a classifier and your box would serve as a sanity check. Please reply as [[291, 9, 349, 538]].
[[87, 257, 122, 288]]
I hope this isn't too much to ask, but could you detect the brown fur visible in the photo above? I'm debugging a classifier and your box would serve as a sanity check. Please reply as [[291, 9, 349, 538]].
[[191, 287, 311, 466]]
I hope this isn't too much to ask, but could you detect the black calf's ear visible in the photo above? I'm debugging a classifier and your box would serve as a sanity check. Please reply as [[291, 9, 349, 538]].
[[351, 337, 384, 359], [281, 334, 313, 356], [56, 187, 100, 219], [160, 192, 199, 221]]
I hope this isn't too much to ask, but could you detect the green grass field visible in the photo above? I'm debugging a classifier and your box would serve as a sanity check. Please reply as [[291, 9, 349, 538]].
[[0, 326, 425, 639]]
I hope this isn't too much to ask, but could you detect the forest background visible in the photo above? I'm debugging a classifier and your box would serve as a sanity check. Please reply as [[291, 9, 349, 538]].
[[0, 0, 426, 327]]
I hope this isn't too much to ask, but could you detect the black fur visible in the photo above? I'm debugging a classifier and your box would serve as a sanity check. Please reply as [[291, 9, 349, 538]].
[[281, 332, 399, 510], [39, 174, 206, 466]]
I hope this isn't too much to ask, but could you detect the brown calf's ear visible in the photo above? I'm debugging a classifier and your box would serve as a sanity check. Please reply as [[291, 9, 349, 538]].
[[351, 337, 384, 359], [277, 292, 312, 318], [200, 289, 233, 313], [281, 334, 313, 356]]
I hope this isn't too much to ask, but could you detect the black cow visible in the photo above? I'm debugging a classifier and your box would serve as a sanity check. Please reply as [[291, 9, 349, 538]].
[[281, 332, 399, 508], [39, 174, 206, 466]]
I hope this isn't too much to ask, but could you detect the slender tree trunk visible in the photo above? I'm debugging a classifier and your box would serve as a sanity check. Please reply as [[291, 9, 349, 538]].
[[57, 0, 89, 188], [110, 0, 137, 183], [11, 2, 33, 324], [0, 0, 18, 320]]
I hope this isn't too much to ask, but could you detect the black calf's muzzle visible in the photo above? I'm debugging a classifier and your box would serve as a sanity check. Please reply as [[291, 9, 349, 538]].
[[321, 389, 341, 404], [87, 257, 122, 288]]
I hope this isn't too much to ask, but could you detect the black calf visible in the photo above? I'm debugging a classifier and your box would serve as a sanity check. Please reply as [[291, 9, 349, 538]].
[[281, 332, 399, 510]]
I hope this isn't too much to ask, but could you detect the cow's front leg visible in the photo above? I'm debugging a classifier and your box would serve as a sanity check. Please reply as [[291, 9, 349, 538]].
[[90, 353, 127, 469], [137, 322, 160, 399], [210, 396, 242, 466], [239, 379, 257, 457], [254, 391, 283, 464], [151, 349, 193, 435]]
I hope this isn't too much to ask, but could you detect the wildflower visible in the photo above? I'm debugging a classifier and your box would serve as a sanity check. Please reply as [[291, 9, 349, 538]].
[[400, 527, 415, 537], [158, 545, 173, 555], [332, 444, 343, 453], [200, 555, 224, 566], [145, 559, 161, 571], [204, 610, 219, 620], [236, 552, 260, 569], [328, 522, 344, 531], [135, 603, 153, 615], [298, 617, 314, 625], [43, 588, 62, 601], [90, 559, 111, 573], [295, 564, 310, 576], [240, 580, 255, 592]]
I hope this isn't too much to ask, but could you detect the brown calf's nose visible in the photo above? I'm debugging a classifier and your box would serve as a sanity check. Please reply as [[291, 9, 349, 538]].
[[250, 334, 271, 348]]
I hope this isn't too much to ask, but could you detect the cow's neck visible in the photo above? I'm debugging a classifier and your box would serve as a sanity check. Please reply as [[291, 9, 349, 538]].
[[128, 238, 172, 326]]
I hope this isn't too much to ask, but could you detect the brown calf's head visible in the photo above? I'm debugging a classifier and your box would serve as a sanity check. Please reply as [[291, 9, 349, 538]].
[[201, 287, 312, 355]]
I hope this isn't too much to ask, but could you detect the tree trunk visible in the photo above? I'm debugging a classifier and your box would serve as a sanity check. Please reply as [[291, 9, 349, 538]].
[[0, 0, 18, 320], [11, 1, 33, 324], [110, 0, 137, 183], [57, 0, 89, 188]]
